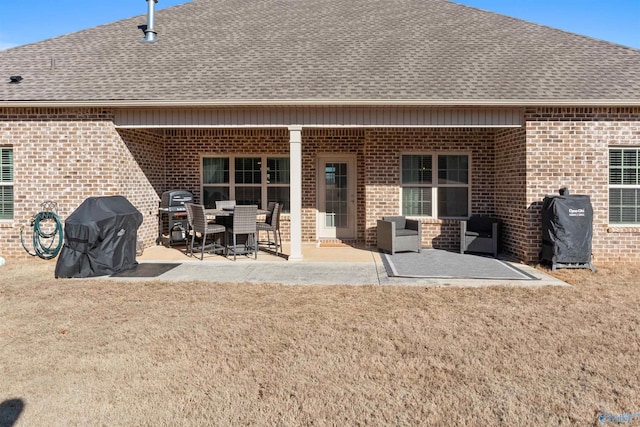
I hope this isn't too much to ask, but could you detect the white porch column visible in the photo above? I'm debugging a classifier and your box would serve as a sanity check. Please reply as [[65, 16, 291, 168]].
[[288, 126, 304, 261]]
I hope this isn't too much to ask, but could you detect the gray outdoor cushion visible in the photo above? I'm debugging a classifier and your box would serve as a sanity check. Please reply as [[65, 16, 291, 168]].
[[396, 228, 418, 237], [382, 216, 407, 229]]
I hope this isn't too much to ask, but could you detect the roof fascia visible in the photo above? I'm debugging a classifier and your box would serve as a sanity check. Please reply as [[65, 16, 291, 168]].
[[1, 99, 640, 108]]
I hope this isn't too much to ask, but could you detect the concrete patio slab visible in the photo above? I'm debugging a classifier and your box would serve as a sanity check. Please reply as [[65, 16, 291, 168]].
[[121, 244, 567, 287]]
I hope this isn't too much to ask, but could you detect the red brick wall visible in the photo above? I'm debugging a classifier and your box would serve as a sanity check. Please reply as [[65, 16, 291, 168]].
[[3, 106, 640, 264], [364, 128, 497, 250], [0, 108, 162, 258], [524, 107, 640, 264], [495, 128, 527, 260], [162, 128, 293, 242], [117, 129, 166, 247]]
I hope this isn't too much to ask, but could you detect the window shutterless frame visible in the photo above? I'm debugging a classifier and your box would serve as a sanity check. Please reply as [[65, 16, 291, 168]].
[[0, 147, 13, 220], [399, 152, 471, 219], [201, 154, 290, 213], [609, 147, 640, 225]]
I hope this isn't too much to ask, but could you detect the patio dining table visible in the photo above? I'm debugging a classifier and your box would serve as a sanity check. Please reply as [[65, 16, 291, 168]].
[[204, 207, 270, 258], [204, 207, 270, 219]]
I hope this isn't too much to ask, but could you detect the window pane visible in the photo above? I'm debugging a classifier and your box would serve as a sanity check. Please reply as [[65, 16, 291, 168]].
[[610, 166, 622, 185], [610, 149, 627, 185], [1, 148, 12, 183], [402, 155, 432, 184], [203, 158, 229, 184], [623, 168, 638, 185], [0, 185, 13, 220], [623, 150, 638, 167], [235, 186, 261, 206], [235, 158, 261, 184], [325, 163, 348, 228], [609, 188, 640, 224], [609, 149, 640, 224], [610, 150, 622, 167], [438, 187, 468, 217], [402, 187, 432, 216], [0, 148, 13, 220], [267, 187, 290, 213], [202, 186, 229, 209], [267, 157, 290, 184], [438, 155, 468, 185]]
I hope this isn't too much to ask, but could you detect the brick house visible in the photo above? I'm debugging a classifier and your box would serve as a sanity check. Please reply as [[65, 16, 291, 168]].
[[1, 0, 639, 263]]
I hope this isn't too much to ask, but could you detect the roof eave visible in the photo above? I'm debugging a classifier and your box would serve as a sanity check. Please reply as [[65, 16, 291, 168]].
[[1, 99, 640, 108]]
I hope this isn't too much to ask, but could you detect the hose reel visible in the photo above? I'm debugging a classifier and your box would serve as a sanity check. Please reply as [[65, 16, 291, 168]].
[[20, 201, 64, 260]]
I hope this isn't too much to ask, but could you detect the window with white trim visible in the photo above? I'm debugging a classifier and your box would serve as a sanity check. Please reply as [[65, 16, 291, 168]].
[[609, 148, 640, 224], [0, 147, 13, 220], [401, 153, 469, 218], [202, 155, 290, 213]]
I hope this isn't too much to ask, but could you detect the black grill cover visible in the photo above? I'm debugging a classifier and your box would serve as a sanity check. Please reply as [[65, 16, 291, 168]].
[[55, 196, 143, 278], [541, 195, 593, 265]]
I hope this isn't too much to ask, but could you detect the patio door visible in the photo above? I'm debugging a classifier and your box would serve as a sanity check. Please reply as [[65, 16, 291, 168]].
[[317, 155, 356, 240]]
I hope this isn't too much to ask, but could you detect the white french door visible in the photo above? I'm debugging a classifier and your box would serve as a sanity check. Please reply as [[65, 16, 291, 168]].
[[317, 155, 356, 239]]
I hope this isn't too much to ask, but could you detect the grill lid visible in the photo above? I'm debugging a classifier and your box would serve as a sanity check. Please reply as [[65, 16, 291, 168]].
[[160, 190, 194, 208]]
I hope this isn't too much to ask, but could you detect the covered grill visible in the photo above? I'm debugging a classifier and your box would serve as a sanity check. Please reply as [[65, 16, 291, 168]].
[[158, 190, 194, 246], [55, 196, 143, 278], [541, 191, 595, 272]]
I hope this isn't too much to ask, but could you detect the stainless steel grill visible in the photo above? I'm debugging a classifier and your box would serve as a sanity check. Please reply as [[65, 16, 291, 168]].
[[158, 190, 194, 246], [160, 190, 194, 212]]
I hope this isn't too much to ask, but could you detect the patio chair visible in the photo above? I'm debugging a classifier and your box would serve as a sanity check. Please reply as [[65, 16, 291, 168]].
[[377, 216, 422, 255], [256, 202, 282, 255], [227, 205, 258, 261], [460, 215, 501, 258], [214, 200, 236, 227], [185, 203, 227, 260], [215, 200, 236, 210]]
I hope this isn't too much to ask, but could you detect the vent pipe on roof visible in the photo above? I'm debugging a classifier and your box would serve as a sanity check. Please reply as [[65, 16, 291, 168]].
[[141, 0, 158, 43]]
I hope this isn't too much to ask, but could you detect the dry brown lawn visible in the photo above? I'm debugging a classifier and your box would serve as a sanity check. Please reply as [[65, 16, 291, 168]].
[[1, 260, 639, 426]]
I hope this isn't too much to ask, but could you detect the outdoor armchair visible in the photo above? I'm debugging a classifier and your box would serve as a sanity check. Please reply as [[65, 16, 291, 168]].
[[377, 216, 422, 255], [460, 215, 501, 258]]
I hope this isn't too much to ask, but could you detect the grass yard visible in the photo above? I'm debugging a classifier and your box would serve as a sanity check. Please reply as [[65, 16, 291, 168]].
[[1, 260, 639, 426]]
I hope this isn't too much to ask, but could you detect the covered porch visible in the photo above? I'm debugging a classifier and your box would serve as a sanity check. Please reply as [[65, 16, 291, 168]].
[[115, 105, 529, 262]]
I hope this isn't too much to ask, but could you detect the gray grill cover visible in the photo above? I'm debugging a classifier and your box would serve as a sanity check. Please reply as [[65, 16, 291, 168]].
[[55, 196, 143, 278], [541, 195, 593, 265]]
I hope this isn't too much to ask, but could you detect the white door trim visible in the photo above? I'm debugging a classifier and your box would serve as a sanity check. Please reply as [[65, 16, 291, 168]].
[[316, 154, 357, 240]]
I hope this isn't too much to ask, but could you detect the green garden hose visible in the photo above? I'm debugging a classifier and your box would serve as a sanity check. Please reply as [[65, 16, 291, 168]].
[[20, 209, 64, 260]]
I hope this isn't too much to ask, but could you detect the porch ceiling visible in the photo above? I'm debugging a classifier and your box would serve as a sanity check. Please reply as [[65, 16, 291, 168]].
[[114, 106, 524, 128]]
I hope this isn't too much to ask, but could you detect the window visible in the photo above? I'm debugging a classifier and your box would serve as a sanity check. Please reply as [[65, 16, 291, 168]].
[[401, 153, 469, 218], [0, 147, 13, 220], [609, 148, 640, 224], [202, 155, 290, 213]]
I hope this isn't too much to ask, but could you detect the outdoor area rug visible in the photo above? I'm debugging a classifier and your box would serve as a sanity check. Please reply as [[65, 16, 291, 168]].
[[110, 263, 181, 278], [380, 249, 539, 280]]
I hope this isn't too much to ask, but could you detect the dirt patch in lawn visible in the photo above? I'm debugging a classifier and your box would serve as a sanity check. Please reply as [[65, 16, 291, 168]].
[[1, 260, 638, 425]]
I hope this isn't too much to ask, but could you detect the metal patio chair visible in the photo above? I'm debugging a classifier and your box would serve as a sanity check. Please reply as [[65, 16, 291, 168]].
[[185, 203, 227, 260], [226, 205, 258, 260], [256, 202, 282, 256], [215, 200, 236, 210]]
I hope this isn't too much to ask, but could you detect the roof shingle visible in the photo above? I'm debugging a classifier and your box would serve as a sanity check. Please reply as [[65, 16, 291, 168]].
[[1, 0, 639, 104]]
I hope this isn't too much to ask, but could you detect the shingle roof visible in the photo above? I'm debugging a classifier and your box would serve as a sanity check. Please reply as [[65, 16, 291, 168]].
[[1, 0, 639, 104]]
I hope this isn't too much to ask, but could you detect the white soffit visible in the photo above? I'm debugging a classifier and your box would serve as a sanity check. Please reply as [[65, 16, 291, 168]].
[[114, 106, 524, 128]]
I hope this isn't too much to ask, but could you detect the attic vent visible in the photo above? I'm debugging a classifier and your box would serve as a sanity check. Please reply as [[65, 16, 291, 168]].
[[9, 76, 22, 84], [140, 0, 159, 43]]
